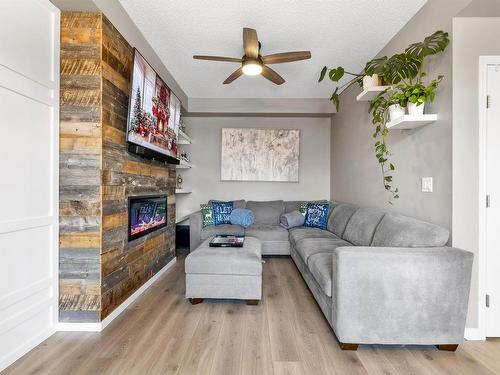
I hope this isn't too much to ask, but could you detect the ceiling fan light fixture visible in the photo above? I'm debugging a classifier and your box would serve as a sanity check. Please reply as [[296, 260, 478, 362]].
[[193, 27, 311, 85], [242, 60, 262, 76]]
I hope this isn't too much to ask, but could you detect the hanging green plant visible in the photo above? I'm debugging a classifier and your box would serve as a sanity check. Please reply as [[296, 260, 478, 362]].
[[318, 66, 363, 111], [319, 30, 449, 202]]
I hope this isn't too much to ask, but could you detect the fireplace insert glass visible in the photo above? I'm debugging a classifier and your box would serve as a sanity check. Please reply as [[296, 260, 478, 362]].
[[128, 195, 167, 241]]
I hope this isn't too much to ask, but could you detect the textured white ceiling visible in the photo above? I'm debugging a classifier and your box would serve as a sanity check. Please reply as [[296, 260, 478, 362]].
[[119, 0, 426, 99]]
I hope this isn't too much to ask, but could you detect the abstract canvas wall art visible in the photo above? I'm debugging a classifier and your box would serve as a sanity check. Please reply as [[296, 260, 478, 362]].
[[221, 128, 300, 182]]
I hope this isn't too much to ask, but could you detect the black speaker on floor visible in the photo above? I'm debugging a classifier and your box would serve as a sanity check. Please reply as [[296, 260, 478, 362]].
[[176, 224, 190, 256]]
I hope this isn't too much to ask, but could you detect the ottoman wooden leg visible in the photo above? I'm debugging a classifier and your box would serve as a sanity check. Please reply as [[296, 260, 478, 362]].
[[189, 298, 204, 305], [246, 299, 259, 306], [436, 344, 458, 352], [339, 343, 359, 351]]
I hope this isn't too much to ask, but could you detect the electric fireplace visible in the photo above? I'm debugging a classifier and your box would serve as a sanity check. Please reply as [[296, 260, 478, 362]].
[[128, 195, 167, 241]]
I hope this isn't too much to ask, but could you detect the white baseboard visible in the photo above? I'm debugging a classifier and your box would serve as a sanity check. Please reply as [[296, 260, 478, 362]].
[[57, 322, 101, 332], [57, 257, 177, 332], [464, 327, 485, 341]]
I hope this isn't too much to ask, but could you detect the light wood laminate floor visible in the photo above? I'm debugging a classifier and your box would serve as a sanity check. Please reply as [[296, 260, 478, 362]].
[[4, 257, 500, 375]]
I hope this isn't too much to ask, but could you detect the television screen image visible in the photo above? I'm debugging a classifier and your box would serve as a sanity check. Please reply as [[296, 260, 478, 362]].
[[127, 49, 179, 160], [128, 195, 167, 241]]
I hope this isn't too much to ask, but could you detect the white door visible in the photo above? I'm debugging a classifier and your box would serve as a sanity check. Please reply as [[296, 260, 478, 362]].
[[0, 0, 60, 370], [486, 62, 500, 337]]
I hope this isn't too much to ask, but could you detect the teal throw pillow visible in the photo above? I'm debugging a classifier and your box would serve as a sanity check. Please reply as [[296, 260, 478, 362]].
[[299, 202, 308, 216], [200, 203, 214, 227]]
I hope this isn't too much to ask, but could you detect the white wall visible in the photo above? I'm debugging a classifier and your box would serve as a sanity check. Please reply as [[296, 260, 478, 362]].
[[452, 17, 500, 332], [330, 0, 472, 231], [176, 116, 331, 216], [330, 0, 500, 331], [0, 0, 59, 371]]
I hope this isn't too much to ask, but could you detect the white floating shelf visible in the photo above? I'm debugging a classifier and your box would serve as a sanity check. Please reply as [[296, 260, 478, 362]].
[[178, 129, 192, 145], [175, 189, 192, 194], [176, 160, 192, 169], [386, 114, 437, 130], [356, 86, 391, 101]]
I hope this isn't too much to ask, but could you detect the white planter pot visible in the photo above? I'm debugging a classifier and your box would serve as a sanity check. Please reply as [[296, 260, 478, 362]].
[[363, 74, 379, 90], [389, 104, 405, 121], [407, 102, 425, 115]]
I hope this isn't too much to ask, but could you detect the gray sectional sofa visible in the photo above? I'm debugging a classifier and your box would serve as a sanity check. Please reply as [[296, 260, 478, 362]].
[[189, 200, 473, 351]]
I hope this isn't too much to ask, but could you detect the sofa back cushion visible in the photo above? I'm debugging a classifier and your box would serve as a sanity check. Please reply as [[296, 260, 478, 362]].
[[371, 213, 449, 247], [327, 203, 357, 237], [284, 201, 301, 213], [246, 200, 284, 225], [342, 207, 386, 245], [209, 199, 246, 209], [284, 200, 332, 213]]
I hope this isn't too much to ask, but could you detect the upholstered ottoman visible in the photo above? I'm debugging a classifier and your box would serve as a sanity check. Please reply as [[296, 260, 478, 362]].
[[185, 236, 262, 305]]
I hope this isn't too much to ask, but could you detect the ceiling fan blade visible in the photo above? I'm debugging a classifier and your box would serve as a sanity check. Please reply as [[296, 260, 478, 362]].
[[262, 51, 311, 64], [223, 67, 244, 84], [261, 65, 285, 85], [243, 27, 259, 58], [193, 55, 242, 63]]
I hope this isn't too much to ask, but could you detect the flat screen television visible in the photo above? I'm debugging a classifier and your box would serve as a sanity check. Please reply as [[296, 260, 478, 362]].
[[126, 49, 181, 164]]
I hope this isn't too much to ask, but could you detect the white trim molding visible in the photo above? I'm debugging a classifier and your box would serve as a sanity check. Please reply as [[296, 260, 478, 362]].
[[477, 56, 500, 341], [471, 56, 500, 340], [465, 327, 486, 341], [58, 257, 177, 332]]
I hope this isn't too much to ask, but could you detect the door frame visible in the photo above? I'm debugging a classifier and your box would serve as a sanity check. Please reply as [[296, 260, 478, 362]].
[[478, 55, 500, 339]]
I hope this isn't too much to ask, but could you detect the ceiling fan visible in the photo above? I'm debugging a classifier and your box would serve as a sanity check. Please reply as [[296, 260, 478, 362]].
[[193, 27, 311, 85]]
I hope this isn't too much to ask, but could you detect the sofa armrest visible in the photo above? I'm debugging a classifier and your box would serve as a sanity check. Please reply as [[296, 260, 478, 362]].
[[189, 210, 203, 251], [332, 246, 473, 345]]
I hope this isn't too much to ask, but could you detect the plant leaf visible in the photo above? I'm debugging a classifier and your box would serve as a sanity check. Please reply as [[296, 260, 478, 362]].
[[329, 87, 340, 111], [319, 66, 328, 82], [405, 30, 450, 60], [383, 53, 421, 84], [329, 67, 345, 82], [364, 56, 387, 76]]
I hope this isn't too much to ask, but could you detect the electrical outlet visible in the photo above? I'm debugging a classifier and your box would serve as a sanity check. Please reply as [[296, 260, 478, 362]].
[[422, 177, 433, 193]]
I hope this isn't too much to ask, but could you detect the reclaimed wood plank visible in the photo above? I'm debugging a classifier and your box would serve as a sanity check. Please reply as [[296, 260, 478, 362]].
[[60, 121, 101, 138], [60, 137, 101, 153], [102, 212, 127, 230], [60, 232, 101, 249]]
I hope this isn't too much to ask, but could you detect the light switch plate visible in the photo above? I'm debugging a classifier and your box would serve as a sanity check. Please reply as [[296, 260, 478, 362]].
[[422, 177, 433, 193]]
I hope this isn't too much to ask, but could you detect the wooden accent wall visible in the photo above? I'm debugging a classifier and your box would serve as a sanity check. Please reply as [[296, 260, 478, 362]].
[[59, 12, 176, 323], [59, 12, 102, 322], [100, 16, 176, 320]]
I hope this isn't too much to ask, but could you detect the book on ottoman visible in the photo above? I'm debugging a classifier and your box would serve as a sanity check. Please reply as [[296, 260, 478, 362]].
[[209, 235, 245, 247]]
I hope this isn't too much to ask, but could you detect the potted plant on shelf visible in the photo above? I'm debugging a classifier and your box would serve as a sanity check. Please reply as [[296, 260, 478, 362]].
[[401, 75, 443, 115], [319, 30, 449, 201]]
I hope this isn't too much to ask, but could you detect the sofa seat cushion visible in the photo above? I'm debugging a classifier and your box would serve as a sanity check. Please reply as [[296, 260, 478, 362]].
[[308, 253, 334, 297], [200, 224, 245, 240], [295, 237, 351, 265], [245, 224, 289, 242], [289, 227, 338, 245]]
